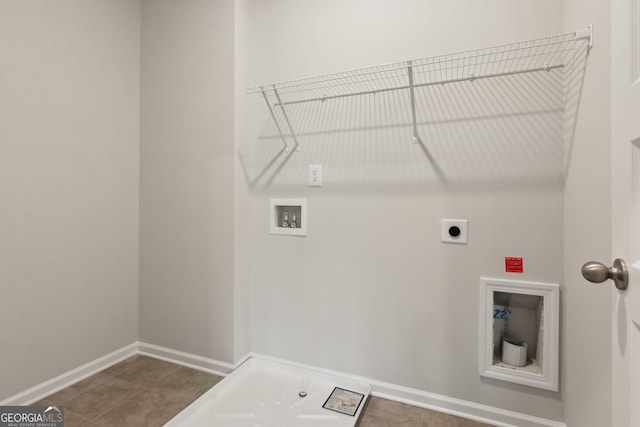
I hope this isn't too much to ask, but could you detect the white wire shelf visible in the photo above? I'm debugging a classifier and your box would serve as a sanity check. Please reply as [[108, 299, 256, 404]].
[[249, 26, 591, 101], [246, 26, 592, 180]]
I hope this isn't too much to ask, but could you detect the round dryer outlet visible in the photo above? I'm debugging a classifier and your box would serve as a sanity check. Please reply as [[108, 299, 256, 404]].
[[441, 219, 468, 244]]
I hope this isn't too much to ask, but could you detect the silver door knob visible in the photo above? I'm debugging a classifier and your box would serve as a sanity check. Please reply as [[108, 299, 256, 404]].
[[581, 258, 628, 290]]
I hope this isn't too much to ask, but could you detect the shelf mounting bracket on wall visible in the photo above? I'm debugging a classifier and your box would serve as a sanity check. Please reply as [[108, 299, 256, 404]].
[[261, 88, 289, 154], [575, 23, 593, 51], [272, 86, 300, 153], [407, 61, 422, 144]]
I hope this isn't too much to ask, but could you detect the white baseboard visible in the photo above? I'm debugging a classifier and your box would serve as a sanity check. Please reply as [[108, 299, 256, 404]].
[[369, 381, 565, 427], [0, 342, 235, 406], [0, 343, 138, 406], [136, 341, 235, 377], [1, 343, 566, 427]]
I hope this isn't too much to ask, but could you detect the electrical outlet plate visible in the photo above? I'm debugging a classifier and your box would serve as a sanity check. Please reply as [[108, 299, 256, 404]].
[[308, 164, 322, 187], [441, 219, 468, 244]]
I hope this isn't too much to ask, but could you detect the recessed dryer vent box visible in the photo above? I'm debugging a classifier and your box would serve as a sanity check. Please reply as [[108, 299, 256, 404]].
[[479, 277, 559, 391], [270, 198, 307, 236]]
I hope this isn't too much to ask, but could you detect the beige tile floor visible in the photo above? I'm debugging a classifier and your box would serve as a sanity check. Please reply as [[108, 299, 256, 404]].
[[36, 355, 491, 427]]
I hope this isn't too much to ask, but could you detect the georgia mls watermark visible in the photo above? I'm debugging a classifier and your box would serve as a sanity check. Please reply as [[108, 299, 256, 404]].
[[0, 406, 63, 427]]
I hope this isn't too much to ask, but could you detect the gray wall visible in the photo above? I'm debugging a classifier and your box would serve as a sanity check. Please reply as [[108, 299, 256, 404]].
[[139, 0, 236, 363], [0, 0, 140, 400], [236, 0, 566, 421], [563, 0, 612, 426]]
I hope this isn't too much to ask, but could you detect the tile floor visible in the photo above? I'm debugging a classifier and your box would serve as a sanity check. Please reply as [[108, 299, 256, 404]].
[[36, 355, 491, 427], [356, 397, 492, 427]]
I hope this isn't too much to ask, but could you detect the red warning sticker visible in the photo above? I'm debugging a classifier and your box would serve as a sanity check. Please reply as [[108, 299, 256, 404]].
[[505, 257, 523, 273]]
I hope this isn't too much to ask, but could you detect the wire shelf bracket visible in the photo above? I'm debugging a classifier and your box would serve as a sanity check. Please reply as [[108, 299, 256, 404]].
[[260, 88, 288, 153], [261, 86, 301, 153], [407, 61, 422, 144], [574, 24, 593, 50]]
